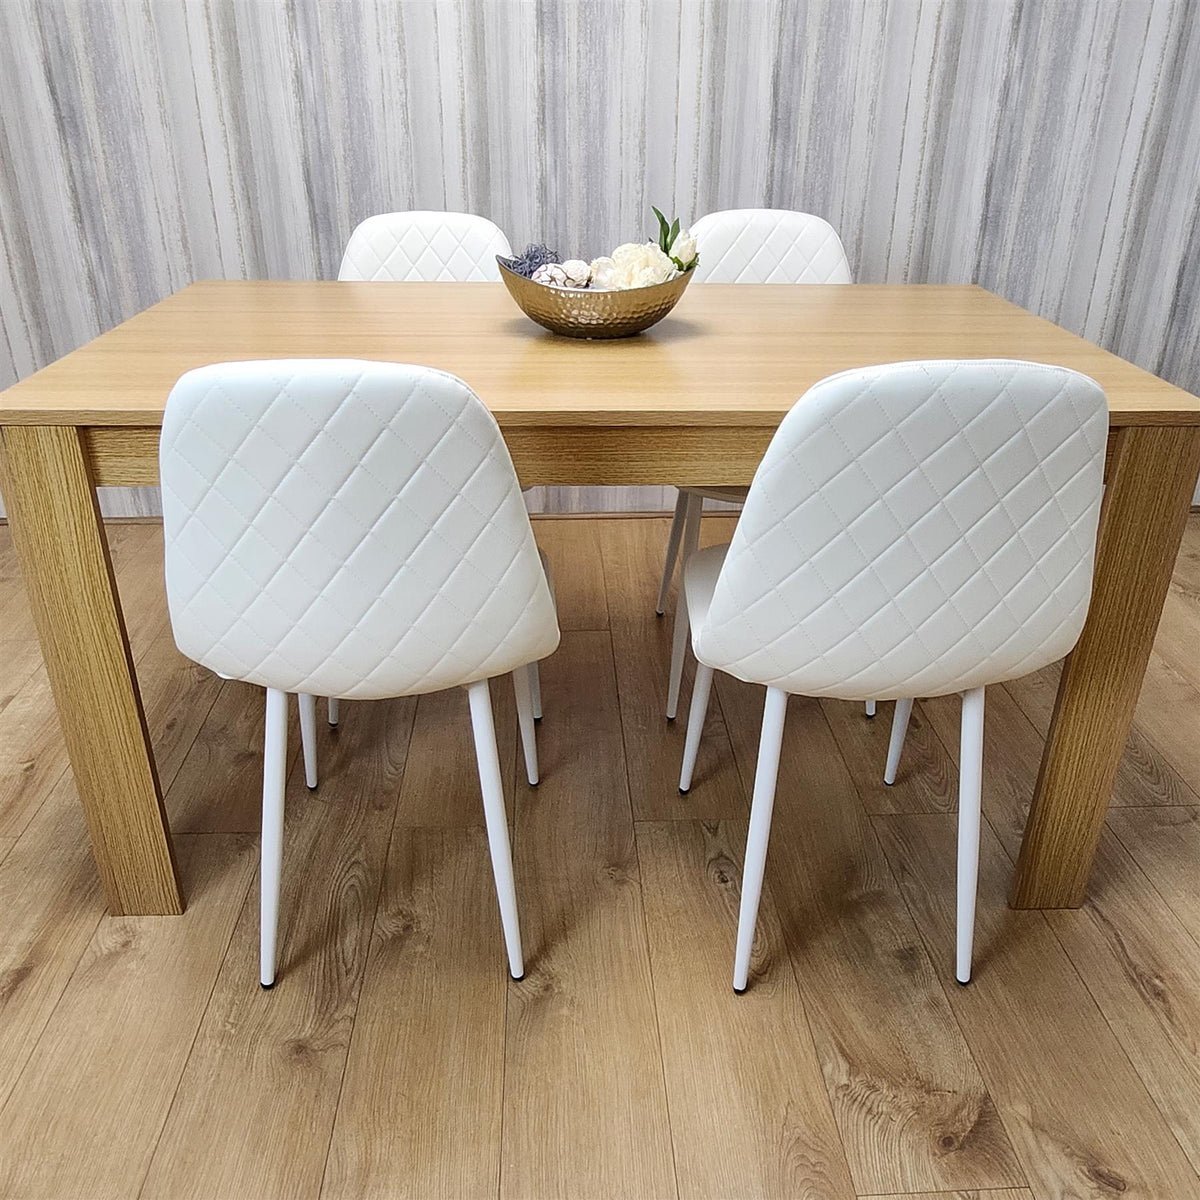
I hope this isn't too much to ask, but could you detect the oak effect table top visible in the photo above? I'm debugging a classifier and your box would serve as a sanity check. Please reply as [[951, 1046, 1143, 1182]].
[[1, 280, 1196, 428]]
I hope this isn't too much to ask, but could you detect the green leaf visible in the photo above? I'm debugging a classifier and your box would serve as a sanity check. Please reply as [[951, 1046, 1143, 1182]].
[[669, 217, 680, 250], [651, 206, 670, 252]]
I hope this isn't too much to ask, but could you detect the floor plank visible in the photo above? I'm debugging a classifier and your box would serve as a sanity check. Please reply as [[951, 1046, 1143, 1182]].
[[0, 833, 255, 1199], [637, 817, 855, 1199], [141, 696, 415, 1200], [822, 696, 957, 815], [918, 685, 1048, 861], [1048, 828, 1200, 1175], [135, 621, 226, 793], [108, 522, 171, 652], [715, 679, 1023, 1195], [598, 517, 745, 821], [1004, 664, 1199, 807], [874, 812, 1200, 1199], [1107, 806, 1200, 946], [532, 516, 610, 631], [1132, 650, 1200, 789], [1171, 515, 1200, 590], [858, 1191, 1034, 1200], [396, 678, 517, 828], [166, 678, 301, 832], [0, 530, 47, 707], [1155, 577, 1200, 693], [0, 668, 71, 839], [321, 826, 508, 1200], [0, 776, 104, 1110], [1, 514, 1199, 1198], [501, 632, 676, 1199]]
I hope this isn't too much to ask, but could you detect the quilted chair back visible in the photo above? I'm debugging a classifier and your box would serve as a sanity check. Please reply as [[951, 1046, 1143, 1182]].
[[160, 360, 559, 699], [690, 209, 852, 284], [695, 360, 1108, 700], [337, 211, 512, 281]]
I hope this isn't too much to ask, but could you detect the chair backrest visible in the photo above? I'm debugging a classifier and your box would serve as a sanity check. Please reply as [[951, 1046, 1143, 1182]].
[[160, 360, 559, 699], [694, 360, 1108, 700], [690, 209, 851, 284], [337, 211, 512, 281]]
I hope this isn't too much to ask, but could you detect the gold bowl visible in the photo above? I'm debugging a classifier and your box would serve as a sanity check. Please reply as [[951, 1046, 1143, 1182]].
[[497, 259, 695, 338]]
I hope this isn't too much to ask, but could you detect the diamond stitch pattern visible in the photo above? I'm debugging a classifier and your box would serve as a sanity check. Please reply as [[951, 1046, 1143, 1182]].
[[338, 211, 512, 282], [161, 359, 559, 699], [690, 360, 1108, 700], [673, 210, 852, 517], [690, 209, 852, 284]]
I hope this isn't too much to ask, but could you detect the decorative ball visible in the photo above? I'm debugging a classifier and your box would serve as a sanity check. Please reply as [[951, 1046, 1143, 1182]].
[[561, 259, 592, 287], [532, 263, 569, 286]]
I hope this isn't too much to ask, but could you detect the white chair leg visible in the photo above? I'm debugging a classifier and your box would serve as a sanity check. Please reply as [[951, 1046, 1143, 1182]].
[[656, 489, 689, 615], [956, 685, 985, 984], [513, 664, 540, 786], [666, 493, 703, 720], [529, 659, 542, 722], [883, 697, 914, 785], [298, 693, 318, 790], [734, 686, 789, 993], [865, 700, 876, 717], [327, 697, 340, 727], [260, 687, 288, 988], [679, 662, 714, 793], [467, 679, 524, 979]]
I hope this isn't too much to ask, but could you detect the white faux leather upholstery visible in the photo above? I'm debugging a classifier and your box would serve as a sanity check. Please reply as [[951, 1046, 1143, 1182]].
[[676, 209, 851, 511], [161, 359, 559, 699], [690, 209, 851, 284], [338, 211, 512, 281], [688, 360, 1108, 700]]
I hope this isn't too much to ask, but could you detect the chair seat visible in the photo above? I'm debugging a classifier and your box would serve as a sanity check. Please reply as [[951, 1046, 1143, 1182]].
[[679, 486, 749, 504], [683, 543, 729, 646]]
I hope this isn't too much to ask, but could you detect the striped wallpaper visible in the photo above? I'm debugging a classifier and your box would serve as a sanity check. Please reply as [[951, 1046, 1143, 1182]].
[[0, 0, 1197, 515]]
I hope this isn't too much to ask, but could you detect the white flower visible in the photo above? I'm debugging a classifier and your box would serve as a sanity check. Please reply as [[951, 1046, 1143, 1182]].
[[532, 263, 568, 286], [588, 256, 619, 290], [671, 229, 697, 268], [561, 259, 592, 287], [606, 242, 678, 288]]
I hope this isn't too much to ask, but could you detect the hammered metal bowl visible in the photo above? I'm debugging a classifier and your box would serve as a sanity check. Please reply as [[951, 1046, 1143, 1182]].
[[497, 259, 695, 338]]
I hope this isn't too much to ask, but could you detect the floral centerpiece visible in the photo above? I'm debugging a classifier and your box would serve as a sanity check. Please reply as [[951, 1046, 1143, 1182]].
[[497, 208, 699, 338], [501, 208, 699, 291]]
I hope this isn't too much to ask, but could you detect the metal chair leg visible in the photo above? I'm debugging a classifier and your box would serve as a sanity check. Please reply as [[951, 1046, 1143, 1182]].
[[883, 697, 914, 785], [679, 663, 714, 793], [260, 687, 288, 988], [298, 693, 318, 790], [513, 664, 540, 786], [733, 686, 789, 993], [656, 489, 689, 615], [666, 493, 703, 720], [956, 686, 985, 984], [467, 679, 525, 980]]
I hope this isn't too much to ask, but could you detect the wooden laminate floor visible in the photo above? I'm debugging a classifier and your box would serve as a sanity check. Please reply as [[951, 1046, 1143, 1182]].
[[1, 514, 1199, 1200]]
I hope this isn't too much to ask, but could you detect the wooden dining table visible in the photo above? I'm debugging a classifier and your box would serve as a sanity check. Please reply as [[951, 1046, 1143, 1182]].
[[0, 280, 1196, 917]]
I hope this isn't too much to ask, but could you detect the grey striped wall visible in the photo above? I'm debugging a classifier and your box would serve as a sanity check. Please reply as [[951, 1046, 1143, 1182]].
[[1, 0, 1198, 516]]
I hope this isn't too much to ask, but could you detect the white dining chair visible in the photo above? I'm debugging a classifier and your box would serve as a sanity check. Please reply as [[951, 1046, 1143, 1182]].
[[160, 359, 559, 988], [661, 208, 853, 720], [338, 210, 512, 282], [319, 209, 533, 763], [675, 359, 1107, 988]]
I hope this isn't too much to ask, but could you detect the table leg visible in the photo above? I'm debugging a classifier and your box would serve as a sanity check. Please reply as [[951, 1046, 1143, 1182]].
[[1012, 424, 1200, 908], [0, 424, 182, 914]]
